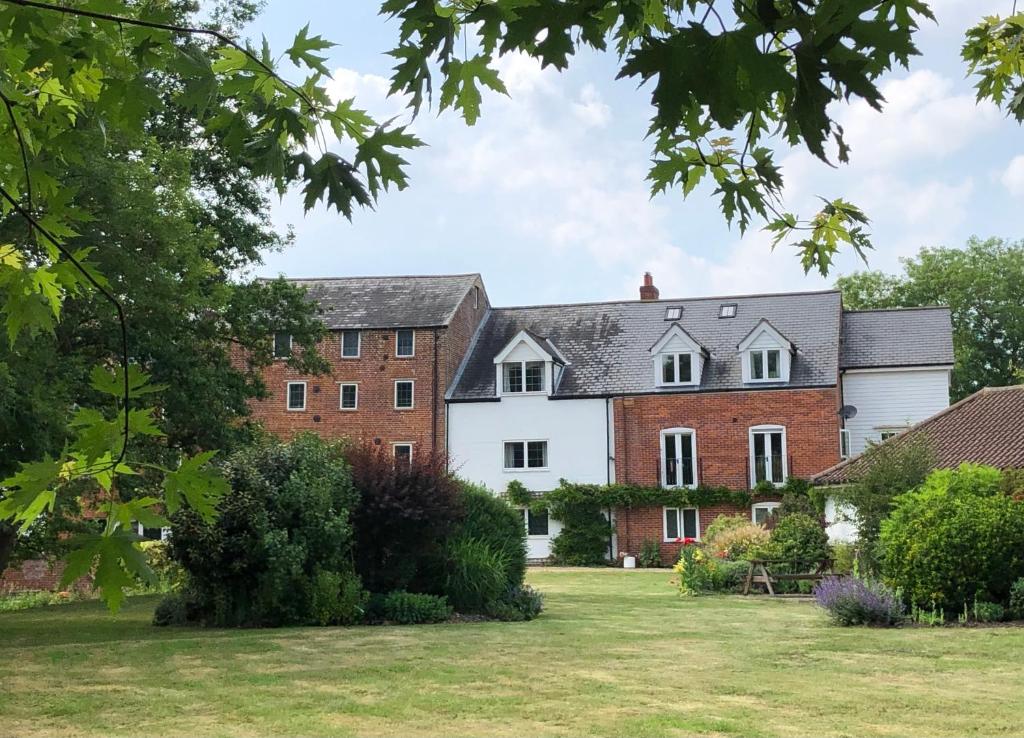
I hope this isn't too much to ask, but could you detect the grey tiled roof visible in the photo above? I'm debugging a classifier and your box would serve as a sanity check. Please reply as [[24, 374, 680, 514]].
[[283, 274, 480, 329], [840, 308, 954, 369], [449, 290, 843, 400], [813, 385, 1024, 485]]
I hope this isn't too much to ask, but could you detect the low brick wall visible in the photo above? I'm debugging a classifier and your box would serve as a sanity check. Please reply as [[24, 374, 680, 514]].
[[0, 559, 89, 594]]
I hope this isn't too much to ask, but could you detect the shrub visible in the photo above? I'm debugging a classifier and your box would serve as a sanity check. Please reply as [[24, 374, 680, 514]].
[[443, 537, 510, 613], [704, 520, 770, 561], [703, 515, 750, 543], [673, 544, 718, 596], [714, 559, 752, 592], [1010, 578, 1024, 620], [381, 591, 452, 624], [778, 492, 818, 519], [488, 584, 545, 621], [765, 513, 830, 564], [347, 444, 463, 594], [152, 593, 190, 627], [973, 600, 1006, 623], [831, 542, 857, 575], [638, 538, 662, 568], [813, 575, 905, 626], [549, 499, 608, 566], [138, 541, 184, 593], [169, 433, 360, 627], [454, 483, 527, 589], [880, 464, 1024, 612], [310, 570, 368, 626]]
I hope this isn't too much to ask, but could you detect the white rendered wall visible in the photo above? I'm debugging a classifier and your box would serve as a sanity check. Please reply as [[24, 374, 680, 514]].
[[841, 368, 951, 456]]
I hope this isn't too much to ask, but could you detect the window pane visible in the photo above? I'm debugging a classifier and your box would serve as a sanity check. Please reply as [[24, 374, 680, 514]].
[[753, 432, 766, 483], [770, 432, 784, 483], [678, 354, 692, 383], [767, 350, 780, 378], [680, 433, 694, 487], [527, 441, 547, 468], [394, 445, 412, 468], [274, 332, 291, 358], [396, 329, 414, 356], [140, 526, 164, 541], [342, 330, 359, 357], [341, 384, 357, 409], [503, 363, 523, 393], [287, 383, 305, 409], [525, 362, 546, 392], [527, 509, 549, 536], [504, 442, 524, 469], [395, 381, 413, 408], [661, 354, 676, 383], [682, 509, 698, 539], [665, 508, 679, 539], [751, 351, 764, 379], [664, 434, 677, 487]]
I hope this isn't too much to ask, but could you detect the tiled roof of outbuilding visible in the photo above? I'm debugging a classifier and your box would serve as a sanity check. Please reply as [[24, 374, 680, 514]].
[[813, 385, 1024, 485]]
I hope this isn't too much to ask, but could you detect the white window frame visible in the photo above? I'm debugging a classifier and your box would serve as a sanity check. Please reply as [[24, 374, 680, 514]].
[[878, 427, 904, 442], [286, 381, 307, 411], [719, 303, 737, 318], [751, 501, 782, 525], [659, 428, 698, 489], [662, 506, 700, 542], [392, 442, 413, 467], [135, 522, 171, 541], [340, 330, 360, 358], [338, 382, 358, 411], [840, 428, 851, 459], [748, 348, 783, 382], [664, 306, 682, 320], [519, 507, 550, 538], [656, 352, 697, 387], [273, 332, 293, 359], [500, 360, 547, 395], [502, 439, 549, 472], [394, 379, 415, 410], [749, 425, 788, 487], [395, 329, 415, 358]]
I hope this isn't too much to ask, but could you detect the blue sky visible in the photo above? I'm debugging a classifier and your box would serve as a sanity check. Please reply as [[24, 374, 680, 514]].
[[246, 1, 1022, 307]]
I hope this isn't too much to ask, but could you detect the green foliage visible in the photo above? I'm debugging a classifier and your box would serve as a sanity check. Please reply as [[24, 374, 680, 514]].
[[703, 518, 771, 562], [505, 480, 532, 507], [381, 591, 452, 624], [152, 593, 191, 627], [637, 539, 662, 568], [836, 238, 1024, 400], [382, 0, 944, 274], [542, 480, 768, 511], [880, 465, 1024, 613], [1009, 578, 1024, 620], [168, 434, 359, 627], [443, 537, 510, 614], [972, 600, 1006, 624], [765, 514, 831, 565], [0, 589, 85, 613], [703, 514, 750, 543], [549, 497, 607, 567], [831, 543, 858, 576], [962, 12, 1024, 122], [137, 541, 184, 594], [715, 560, 754, 592], [487, 584, 545, 622], [672, 544, 718, 596], [455, 482, 527, 590], [310, 570, 369, 626]]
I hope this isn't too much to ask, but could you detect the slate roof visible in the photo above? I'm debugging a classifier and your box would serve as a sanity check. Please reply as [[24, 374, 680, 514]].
[[282, 274, 480, 329], [840, 308, 953, 369], [813, 385, 1024, 485], [449, 290, 844, 400]]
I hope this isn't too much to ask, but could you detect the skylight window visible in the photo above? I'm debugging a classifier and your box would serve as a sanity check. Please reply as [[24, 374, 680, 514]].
[[665, 307, 682, 321], [719, 303, 737, 318]]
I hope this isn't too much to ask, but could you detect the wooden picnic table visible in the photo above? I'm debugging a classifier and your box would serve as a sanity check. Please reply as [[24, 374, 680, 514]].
[[742, 558, 834, 596]]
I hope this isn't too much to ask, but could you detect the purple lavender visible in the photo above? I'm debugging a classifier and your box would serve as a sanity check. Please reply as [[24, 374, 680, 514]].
[[813, 575, 906, 626]]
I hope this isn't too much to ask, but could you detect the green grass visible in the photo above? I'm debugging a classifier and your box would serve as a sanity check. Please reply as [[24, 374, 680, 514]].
[[2, 569, 1023, 737]]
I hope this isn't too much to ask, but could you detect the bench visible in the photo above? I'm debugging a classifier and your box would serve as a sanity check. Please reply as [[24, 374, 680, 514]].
[[742, 559, 834, 596]]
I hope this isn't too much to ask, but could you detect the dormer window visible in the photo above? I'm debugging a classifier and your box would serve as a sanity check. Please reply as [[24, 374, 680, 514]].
[[750, 349, 781, 380], [661, 353, 693, 385], [502, 360, 546, 393], [664, 306, 682, 321], [738, 319, 793, 384], [719, 303, 737, 318]]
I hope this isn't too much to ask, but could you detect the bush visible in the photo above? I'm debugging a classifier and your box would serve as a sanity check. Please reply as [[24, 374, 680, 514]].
[[488, 584, 545, 621], [638, 538, 662, 568], [311, 570, 368, 626], [765, 513, 830, 564], [973, 600, 1006, 623], [443, 537, 510, 613], [381, 591, 452, 624], [152, 593, 190, 626], [549, 499, 607, 566], [813, 575, 905, 626], [831, 542, 857, 575], [1010, 578, 1024, 620], [138, 541, 184, 593], [347, 444, 463, 594], [673, 544, 718, 596], [880, 464, 1024, 612], [714, 559, 752, 592], [704, 519, 770, 561], [703, 514, 750, 542], [169, 433, 360, 627], [454, 483, 527, 589]]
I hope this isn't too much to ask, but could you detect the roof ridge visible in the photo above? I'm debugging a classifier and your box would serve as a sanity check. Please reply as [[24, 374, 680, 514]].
[[495, 289, 841, 312], [277, 273, 481, 282], [843, 305, 950, 314]]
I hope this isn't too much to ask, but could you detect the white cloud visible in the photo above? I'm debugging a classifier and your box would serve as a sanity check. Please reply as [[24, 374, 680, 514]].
[[1001, 155, 1024, 196], [572, 84, 611, 128]]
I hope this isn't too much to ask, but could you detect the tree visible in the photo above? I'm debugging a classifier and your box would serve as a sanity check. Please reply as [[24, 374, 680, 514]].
[[383, 1, 1024, 275], [837, 238, 1024, 400]]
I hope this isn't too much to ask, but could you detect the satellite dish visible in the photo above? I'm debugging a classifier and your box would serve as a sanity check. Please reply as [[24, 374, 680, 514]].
[[839, 405, 858, 420]]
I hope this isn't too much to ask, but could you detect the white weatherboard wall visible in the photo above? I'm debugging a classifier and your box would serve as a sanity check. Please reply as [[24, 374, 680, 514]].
[[448, 395, 609, 559], [841, 368, 951, 456]]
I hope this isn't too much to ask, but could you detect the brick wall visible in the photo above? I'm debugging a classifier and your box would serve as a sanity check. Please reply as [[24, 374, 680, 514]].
[[248, 281, 488, 454], [612, 386, 840, 560], [0, 559, 90, 594]]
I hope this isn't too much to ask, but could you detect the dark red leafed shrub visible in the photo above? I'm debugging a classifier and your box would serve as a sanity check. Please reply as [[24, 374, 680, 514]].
[[346, 444, 463, 594]]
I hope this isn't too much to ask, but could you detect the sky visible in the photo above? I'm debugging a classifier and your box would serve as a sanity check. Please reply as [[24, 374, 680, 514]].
[[245, 1, 1022, 307]]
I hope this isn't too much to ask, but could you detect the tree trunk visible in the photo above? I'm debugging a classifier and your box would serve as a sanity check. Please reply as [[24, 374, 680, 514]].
[[0, 523, 17, 576]]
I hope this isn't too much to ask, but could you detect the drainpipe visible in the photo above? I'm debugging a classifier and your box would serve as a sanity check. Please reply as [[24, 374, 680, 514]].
[[432, 328, 439, 455], [606, 398, 613, 561]]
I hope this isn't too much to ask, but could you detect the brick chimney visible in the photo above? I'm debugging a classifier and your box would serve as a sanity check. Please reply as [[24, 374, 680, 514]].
[[639, 272, 660, 301]]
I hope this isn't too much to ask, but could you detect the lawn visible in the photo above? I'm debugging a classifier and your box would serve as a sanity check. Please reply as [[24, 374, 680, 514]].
[[2, 569, 1023, 737]]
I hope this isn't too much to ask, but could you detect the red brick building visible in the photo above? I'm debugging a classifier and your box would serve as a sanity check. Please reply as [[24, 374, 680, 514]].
[[249, 274, 488, 458]]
